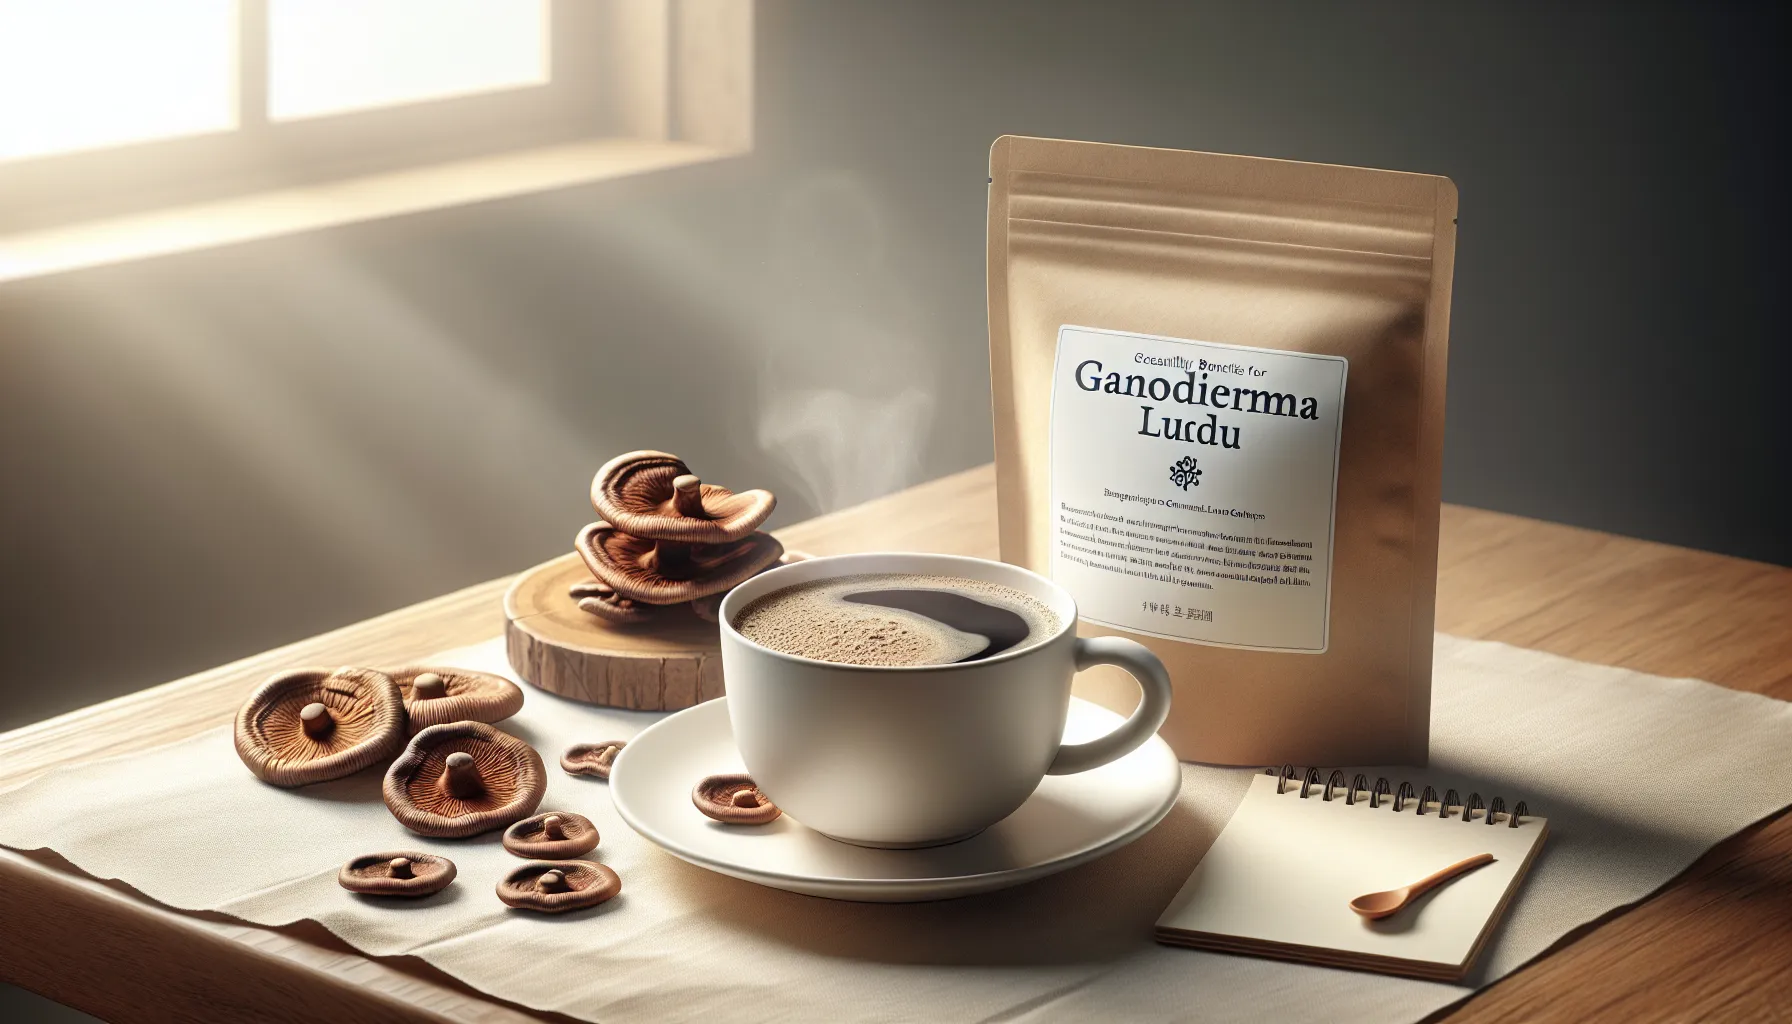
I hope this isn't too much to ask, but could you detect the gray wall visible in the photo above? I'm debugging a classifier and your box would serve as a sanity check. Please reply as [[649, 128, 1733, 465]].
[[3, 2, 1786, 736]]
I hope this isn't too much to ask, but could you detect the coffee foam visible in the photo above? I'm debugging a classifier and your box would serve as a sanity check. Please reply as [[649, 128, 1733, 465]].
[[733, 572, 1060, 667]]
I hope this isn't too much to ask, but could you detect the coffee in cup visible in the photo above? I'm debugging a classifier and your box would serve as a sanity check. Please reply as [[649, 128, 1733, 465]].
[[732, 572, 1060, 667]]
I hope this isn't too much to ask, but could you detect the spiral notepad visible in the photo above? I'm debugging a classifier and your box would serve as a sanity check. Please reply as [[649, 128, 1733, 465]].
[[1155, 768, 1548, 982]]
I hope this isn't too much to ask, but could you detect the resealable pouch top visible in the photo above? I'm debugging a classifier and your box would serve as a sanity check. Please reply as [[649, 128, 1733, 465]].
[[987, 136, 1456, 767]]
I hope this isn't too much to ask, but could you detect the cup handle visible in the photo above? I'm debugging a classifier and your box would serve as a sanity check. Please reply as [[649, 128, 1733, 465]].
[[1046, 637, 1174, 775]]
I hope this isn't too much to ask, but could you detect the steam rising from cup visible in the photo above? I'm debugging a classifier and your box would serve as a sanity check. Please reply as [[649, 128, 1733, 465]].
[[757, 387, 935, 512], [755, 172, 939, 514]]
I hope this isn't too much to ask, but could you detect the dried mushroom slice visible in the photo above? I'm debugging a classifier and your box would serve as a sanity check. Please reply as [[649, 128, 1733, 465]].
[[234, 667, 406, 787], [338, 852, 456, 897], [497, 860, 621, 914], [575, 520, 783, 604], [503, 811, 599, 859], [591, 450, 776, 544], [561, 740, 627, 780], [383, 722, 546, 838], [693, 773, 781, 825], [568, 577, 660, 625], [389, 666, 525, 733]]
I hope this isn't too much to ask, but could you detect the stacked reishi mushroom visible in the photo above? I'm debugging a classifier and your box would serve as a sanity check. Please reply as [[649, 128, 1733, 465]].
[[572, 451, 786, 624]]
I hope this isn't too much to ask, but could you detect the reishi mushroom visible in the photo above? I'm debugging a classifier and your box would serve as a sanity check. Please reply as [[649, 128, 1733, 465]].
[[575, 521, 783, 606], [693, 773, 781, 825], [337, 852, 457, 897], [567, 577, 658, 625], [590, 450, 776, 544], [497, 860, 621, 913], [503, 811, 599, 859], [383, 722, 546, 838], [234, 667, 406, 787], [569, 452, 787, 625], [561, 740, 627, 780], [389, 666, 525, 733]]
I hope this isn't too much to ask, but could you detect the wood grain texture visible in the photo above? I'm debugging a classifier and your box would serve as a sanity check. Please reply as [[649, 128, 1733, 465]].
[[503, 553, 724, 710], [2, 463, 1788, 1024]]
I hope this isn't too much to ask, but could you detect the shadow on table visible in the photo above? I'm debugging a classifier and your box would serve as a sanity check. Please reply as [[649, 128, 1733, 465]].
[[296, 769, 386, 804], [664, 794, 1218, 967]]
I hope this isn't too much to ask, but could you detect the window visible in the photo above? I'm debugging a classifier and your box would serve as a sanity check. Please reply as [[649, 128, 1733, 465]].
[[2, 1, 758, 238], [0, 0, 752, 281], [266, 1, 548, 122], [0, 1, 239, 162], [2, 0, 591, 232]]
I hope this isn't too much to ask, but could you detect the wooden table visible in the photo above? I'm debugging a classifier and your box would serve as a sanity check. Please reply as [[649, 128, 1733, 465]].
[[3, 464, 1788, 1024]]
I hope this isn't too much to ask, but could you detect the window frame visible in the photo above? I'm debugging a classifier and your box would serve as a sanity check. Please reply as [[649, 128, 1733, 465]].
[[0, 0, 617, 235]]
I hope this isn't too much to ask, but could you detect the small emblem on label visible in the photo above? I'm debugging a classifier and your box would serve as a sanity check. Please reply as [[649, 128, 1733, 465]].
[[1169, 456, 1203, 490]]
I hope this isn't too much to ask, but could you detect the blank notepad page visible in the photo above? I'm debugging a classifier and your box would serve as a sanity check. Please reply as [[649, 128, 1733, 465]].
[[1156, 772, 1548, 981]]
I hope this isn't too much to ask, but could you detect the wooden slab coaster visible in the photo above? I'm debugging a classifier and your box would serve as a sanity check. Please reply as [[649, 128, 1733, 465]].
[[503, 552, 724, 711]]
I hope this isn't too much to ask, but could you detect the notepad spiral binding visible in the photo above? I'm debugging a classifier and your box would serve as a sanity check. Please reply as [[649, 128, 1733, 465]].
[[1266, 765, 1531, 827]]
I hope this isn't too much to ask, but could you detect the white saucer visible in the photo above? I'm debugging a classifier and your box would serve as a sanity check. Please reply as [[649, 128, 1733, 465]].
[[610, 696, 1181, 902]]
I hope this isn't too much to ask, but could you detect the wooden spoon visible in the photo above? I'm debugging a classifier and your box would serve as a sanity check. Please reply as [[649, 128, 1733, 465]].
[[1349, 853, 1495, 920]]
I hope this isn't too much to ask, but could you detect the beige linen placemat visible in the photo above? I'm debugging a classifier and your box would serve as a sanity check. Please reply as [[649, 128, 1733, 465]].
[[3, 635, 1790, 1024]]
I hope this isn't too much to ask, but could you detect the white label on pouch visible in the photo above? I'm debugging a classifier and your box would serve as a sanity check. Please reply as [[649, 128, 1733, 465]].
[[1048, 325, 1347, 652]]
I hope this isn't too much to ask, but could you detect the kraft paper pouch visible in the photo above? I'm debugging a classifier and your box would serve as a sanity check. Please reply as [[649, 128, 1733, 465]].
[[987, 136, 1455, 766]]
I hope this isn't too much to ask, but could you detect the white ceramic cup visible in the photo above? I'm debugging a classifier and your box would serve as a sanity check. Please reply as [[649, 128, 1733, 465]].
[[718, 552, 1174, 848]]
